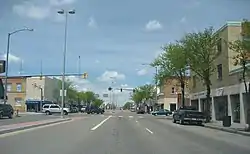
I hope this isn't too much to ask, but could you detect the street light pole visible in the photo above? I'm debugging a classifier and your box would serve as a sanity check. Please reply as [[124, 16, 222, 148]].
[[58, 9, 75, 118], [4, 28, 33, 104]]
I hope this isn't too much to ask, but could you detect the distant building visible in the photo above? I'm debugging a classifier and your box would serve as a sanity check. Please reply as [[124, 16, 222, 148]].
[[0, 76, 27, 112], [157, 76, 190, 112], [25, 76, 60, 112]]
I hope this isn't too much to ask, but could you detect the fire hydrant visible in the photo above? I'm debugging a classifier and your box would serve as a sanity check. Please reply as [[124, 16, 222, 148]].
[[16, 109, 19, 117]]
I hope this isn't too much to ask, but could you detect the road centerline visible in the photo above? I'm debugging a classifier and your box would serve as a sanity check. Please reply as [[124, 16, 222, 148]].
[[90, 115, 112, 131]]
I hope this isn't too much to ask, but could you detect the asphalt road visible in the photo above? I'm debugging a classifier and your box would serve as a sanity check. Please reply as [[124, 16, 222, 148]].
[[0, 110, 250, 154]]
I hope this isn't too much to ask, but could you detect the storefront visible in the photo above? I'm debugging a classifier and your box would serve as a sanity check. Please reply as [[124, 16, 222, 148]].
[[26, 100, 53, 112]]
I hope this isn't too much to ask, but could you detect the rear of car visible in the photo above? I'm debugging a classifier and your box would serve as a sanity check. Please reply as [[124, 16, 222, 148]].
[[173, 109, 205, 125], [183, 110, 205, 124], [0, 104, 14, 119]]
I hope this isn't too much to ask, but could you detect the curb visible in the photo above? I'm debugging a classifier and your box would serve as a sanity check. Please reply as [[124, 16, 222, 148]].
[[0, 118, 71, 135], [204, 125, 250, 137]]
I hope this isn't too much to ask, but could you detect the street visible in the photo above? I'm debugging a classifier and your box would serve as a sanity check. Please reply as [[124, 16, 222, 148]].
[[0, 111, 250, 154]]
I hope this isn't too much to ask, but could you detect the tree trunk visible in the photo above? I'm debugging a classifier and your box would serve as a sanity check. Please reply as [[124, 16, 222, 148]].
[[181, 81, 185, 107], [206, 83, 211, 122]]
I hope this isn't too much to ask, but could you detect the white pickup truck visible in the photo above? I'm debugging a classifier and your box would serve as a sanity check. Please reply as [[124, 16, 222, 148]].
[[42, 104, 70, 115]]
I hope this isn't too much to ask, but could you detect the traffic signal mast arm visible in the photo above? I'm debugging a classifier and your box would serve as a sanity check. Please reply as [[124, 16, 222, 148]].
[[119, 88, 135, 92]]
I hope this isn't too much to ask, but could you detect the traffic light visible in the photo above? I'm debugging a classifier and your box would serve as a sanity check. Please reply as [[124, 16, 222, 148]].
[[0, 60, 6, 73], [82, 72, 88, 79], [108, 87, 112, 91], [120, 88, 122, 92]]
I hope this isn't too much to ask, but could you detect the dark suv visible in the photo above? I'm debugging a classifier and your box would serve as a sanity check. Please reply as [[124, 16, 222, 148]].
[[0, 104, 14, 119]]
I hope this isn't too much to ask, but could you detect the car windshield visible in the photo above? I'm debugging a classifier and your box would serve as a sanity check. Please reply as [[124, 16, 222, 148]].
[[0, 1, 250, 154]]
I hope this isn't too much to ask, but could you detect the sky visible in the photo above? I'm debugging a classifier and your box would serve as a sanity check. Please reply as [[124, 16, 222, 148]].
[[0, 0, 249, 105]]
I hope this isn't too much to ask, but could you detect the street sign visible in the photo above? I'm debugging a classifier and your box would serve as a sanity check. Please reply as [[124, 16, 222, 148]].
[[60, 90, 67, 96], [103, 94, 109, 97]]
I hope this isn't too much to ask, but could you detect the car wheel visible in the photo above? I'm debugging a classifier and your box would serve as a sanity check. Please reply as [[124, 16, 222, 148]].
[[45, 111, 50, 115], [64, 111, 68, 115], [172, 118, 176, 123]]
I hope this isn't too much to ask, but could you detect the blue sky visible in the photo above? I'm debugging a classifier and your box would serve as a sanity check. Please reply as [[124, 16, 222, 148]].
[[0, 0, 249, 103]]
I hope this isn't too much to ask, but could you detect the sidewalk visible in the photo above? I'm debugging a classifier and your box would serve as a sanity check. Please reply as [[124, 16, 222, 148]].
[[204, 121, 250, 137], [0, 118, 71, 135]]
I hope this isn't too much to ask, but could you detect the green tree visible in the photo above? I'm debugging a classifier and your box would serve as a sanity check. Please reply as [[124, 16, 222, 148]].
[[140, 84, 155, 101], [84, 91, 96, 104], [92, 98, 104, 107], [230, 20, 250, 93], [181, 27, 220, 121], [151, 43, 188, 107], [131, 88, 144, 105], [123, 102, 132, 110], [53, 79, 79, 103], [131, 84, 155, 106]]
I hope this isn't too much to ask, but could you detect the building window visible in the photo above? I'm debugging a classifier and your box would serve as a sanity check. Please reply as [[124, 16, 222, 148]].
[[15, 97, 22, 105], [171, 87, 175, 94], [217, 38, 222, 53], [217, 64, 223, 80], [7, 83, 12, 92], [192, 76, 196, 88], [16, 83, 22, 92]]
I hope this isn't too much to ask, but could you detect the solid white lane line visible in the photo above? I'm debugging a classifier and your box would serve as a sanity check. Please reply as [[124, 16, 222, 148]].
[[145, 128, 154, 134], [90, 116, 112, 131], [129, 116, 133, 118]]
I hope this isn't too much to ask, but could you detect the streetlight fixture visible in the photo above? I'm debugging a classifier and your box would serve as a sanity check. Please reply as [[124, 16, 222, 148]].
[[4, 28, 33, 104], [57, 9, 75, 118], [141, 63, 158, 110]]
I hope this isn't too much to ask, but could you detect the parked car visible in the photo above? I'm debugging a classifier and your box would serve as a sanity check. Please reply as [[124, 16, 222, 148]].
[[80, 106, 86, 113], [86, 105, 104, 114], [42, 104, 70, 115], [0, 104, 14, 119], [136, 110, 145, 114], [151, 109, 171, 116], [172, 106, 205, 125]]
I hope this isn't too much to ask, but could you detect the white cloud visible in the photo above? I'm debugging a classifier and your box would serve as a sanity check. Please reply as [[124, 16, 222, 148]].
[[13, 2, 50, 20], [49, 0, 76, 6], [137, 68, 148, 76], [0, 53, 21, 63], [145, 20, 162, 31], [121, 84, 128, 87], [180, 17, 187, 23], [97, 71, 126, 82], [13, 0, 77, 20], [88, 17, 98, 28]]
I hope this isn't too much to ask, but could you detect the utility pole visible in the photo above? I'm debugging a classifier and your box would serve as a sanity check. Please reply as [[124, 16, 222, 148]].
[[57, 9, 75, 118]]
